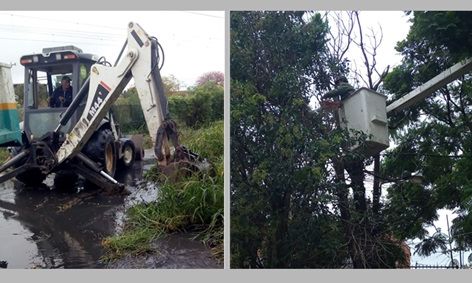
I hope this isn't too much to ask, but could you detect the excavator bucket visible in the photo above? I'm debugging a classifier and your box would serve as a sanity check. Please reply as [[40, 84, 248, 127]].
[[0, 63, 21, 147], [154, 119, 213, 181]]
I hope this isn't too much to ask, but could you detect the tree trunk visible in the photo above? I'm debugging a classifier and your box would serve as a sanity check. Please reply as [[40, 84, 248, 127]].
[[333, 158, 364, 268], [345, 158, 367, 212], [267, 191, 291, 268], [372, 154, 381, 228]]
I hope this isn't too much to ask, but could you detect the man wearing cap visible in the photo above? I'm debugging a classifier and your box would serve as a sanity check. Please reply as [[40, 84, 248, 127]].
[[50, 76, 73, 108], [322, 76, 355, 101]]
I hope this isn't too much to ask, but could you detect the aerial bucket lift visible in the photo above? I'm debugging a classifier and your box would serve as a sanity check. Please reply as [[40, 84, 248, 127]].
[[337, 58, 472, 156], [338, 88, 389, 155]]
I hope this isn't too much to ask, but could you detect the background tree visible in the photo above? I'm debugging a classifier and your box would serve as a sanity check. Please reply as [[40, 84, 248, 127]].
[[230, 11, 360, 268], [113, 73, 223, 132], [169, 81, 223, 128], [382, 11, 472, 261], [162, 74, 182, 95], [196, 71, 224, 87], [231, 11, 420, 269]]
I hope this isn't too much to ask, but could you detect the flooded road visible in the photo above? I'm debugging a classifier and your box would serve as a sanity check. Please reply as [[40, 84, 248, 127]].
[[0, 154, 221, 269]]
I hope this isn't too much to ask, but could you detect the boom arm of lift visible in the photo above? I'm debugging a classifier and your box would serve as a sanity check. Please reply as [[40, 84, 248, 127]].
[[55, 22, 174, 168]]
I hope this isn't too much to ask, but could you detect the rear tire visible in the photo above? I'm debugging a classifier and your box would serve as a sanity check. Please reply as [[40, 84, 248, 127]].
[[83, 128, 117, 177]]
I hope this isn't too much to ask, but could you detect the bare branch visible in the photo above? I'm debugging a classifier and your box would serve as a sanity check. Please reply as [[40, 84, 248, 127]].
[[354, 11, 374, 88], [326, 11, 356, 67], [352, 60, 370, 87], [339, 11, 355, 59], [373, 65, 390, 91]]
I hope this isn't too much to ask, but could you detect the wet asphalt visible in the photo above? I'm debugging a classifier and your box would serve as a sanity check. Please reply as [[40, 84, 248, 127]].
[[0, 150, 221, 269]]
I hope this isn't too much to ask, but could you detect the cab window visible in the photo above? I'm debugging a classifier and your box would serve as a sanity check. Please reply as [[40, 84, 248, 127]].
[[24, 65, 73, 109]]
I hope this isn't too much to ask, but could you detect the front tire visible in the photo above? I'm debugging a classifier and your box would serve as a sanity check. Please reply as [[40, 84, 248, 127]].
[[120, 141, 135, 168], [15, 168, 46, 187]]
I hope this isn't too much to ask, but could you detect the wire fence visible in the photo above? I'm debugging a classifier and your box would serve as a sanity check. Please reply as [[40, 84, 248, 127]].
[[411, 263, 459, 269]]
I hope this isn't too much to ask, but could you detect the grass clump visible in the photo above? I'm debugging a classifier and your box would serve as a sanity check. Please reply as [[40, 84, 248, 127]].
[[103, 120, 224, 262], [0, 148, 10, 163], [179, 120, 224, 163]]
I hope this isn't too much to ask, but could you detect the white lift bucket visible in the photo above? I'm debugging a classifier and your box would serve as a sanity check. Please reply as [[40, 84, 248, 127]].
[[338, 87, 389, 156]]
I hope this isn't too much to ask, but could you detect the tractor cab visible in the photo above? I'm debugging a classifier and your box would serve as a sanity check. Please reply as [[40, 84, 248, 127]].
[[20, 46, 98, 141]]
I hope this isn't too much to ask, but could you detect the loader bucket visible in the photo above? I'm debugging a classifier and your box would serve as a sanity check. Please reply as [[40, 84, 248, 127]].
[[0, 63, 21, 147]]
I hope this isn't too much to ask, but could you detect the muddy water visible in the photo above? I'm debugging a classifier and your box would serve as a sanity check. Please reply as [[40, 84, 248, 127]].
[[0, 159, 221, 269]]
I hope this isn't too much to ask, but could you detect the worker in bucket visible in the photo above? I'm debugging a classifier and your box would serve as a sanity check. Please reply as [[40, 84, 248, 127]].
[[50, 76, 73, 108], [322, 76, 354, 101]]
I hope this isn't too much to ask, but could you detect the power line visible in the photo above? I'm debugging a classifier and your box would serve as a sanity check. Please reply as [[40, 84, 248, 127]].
[[0, 30, 220, 46], [0, 28, 122, 42], [0, 23, 221, 43], [181, 11, 224, 19], [0, 36, 116, 46], [0, 23, 123, 37], [0, 12, 123, 31], [0, 15, 223, 43]]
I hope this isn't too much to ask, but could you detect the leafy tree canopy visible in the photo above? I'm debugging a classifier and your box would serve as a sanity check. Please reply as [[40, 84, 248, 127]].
[[383, 11, 472, 254], [231, 11, 357, 268]]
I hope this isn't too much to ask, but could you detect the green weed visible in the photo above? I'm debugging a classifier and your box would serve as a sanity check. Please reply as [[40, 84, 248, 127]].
[[0, 148, 10, 164], [103, 120, 224, 262]]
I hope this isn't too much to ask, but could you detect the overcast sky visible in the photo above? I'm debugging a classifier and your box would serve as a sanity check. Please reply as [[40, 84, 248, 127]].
[[0, 11, 224, 88], [340, 11, 411, 80]]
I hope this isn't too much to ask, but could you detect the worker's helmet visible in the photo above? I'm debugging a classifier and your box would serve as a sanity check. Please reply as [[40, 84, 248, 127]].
[[334, 76, 348, 85]]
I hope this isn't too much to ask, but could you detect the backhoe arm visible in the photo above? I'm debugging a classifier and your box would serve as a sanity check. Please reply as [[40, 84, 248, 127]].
[[56, 22, 171, 166]]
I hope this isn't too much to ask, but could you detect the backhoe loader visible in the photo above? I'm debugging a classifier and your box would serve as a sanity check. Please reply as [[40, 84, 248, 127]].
[[0, 22, 204, 190]]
